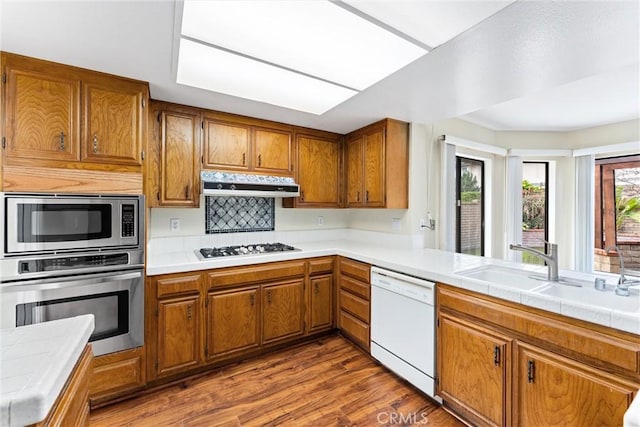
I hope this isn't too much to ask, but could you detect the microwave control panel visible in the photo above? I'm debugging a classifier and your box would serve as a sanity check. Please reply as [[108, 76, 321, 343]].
[[121, 204, 136, 238]]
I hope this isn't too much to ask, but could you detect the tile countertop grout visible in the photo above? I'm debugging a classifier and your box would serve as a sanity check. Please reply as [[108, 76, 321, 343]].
[[147, 239, 640, 336]]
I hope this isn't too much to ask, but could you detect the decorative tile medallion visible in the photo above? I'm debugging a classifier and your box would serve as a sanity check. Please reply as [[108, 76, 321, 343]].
[[205, 196, 275, 234]]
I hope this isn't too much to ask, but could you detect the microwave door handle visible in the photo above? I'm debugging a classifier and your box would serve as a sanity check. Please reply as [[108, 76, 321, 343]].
[[1, 271, 142, 292]]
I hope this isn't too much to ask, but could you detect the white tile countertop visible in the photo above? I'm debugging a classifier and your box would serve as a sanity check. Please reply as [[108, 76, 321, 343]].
[[0, 315, 94, 427], [148, 237, 640, 335]]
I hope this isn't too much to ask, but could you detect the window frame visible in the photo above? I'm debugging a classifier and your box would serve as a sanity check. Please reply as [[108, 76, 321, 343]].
[[455, 156, 485, 256], [522, 161, 550, 244]]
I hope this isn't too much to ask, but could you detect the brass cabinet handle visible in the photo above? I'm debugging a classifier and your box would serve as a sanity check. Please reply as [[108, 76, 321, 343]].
[[365, 190, 369, 203], [185, 184, 190, 199], [242, 153, 246, 165], [250, 294, 255, 306], [92, 134, 98, 153], [356, 191, 360, 202], [258, 154, 262, 167], [187, 304, 192, 321], [300, 190, 304, 201], [493, 346, 500, 366], [59, 132, 65, 151], [267, 290, 272, 304], [314, 283, 319, 295], [527, 360, 535, 383]]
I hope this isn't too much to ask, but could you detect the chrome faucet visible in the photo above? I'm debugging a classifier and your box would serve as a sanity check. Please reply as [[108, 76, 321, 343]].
[[606, 245, 640, 297], [509, 242, 559, 282]]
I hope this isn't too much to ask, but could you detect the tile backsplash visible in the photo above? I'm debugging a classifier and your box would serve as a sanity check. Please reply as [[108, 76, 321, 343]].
[[205, 196, 274, 233]]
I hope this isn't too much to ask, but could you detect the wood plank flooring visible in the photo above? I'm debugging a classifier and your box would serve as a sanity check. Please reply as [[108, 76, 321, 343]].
[[90, 336, 464, 426]]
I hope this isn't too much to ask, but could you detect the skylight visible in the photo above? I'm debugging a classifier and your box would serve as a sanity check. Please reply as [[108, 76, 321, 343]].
[[177, 0, 428, 114]]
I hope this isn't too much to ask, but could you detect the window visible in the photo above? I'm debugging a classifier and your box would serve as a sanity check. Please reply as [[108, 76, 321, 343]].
[[522, 162, 549, 265], [456, 157, 484, 256], [594, 155, 640, 274]]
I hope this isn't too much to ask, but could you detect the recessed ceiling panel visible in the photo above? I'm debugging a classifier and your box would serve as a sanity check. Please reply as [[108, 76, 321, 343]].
[[343, 0, 516, 47], [176, 38, 358, 115], [180, 0, 427, 91]]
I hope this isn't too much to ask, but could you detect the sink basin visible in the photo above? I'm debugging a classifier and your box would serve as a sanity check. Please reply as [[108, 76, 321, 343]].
[[455, 265, 549, 290], [533, 284, 640, 314]]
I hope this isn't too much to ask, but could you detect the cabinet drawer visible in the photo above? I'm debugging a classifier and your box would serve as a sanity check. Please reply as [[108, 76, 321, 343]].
[[90, 347, 145, 402], [208, 260, 305, 289], [308, 257, 334, 276], [339, 310, 370, 350], [156, 274, 201, 298], [340, 258, 370, 282], [339, 289, 370, 323], [340, 275, 370, 300]]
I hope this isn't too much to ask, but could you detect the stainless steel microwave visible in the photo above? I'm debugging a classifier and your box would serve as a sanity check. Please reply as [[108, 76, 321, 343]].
[[1, 193, 144, 256]]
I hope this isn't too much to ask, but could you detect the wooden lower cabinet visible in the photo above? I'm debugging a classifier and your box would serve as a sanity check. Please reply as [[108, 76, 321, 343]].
[[262, 280, 305, 344], [515, 343, 637, 427], [308, 274, 334, 332], [337, 257, 371, 351], [33, 345, 92, 426], [206, 286, 260, 359], [157, 295, 201, 376], [438, 314, 511, 427], [437, 284, 640, 427], [147, 258, 337, 385], [90, 347, 145, 406]]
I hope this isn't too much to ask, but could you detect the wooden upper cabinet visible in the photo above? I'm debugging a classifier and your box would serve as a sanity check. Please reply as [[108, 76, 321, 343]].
[[3, 53, 81, 162], [346, 134, 364, 207], [146, 102, 201, 208], [283, 131, 341, 208], [203, 119, 250, 171], [515, 343, 637, 427], [202, 112, 293, 176], [82, 77, 145, 166], [1, 52, 148, 171], [253, 127, 292, 174], [344, 118, 408, 208]]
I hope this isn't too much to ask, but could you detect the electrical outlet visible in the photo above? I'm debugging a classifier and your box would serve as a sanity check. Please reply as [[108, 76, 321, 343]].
[[170, 218, 180, 232], [317, 216, 324, 226]]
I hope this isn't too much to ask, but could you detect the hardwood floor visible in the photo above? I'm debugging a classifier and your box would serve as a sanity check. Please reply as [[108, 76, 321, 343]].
[[90, 336, 464, 426]]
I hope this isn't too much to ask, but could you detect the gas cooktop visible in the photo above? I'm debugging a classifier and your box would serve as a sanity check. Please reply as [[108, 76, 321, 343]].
[[197, 243, 299, 259]]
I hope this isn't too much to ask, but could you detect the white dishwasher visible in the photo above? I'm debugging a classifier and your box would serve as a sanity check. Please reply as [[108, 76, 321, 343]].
[[370, 266, 440, 401]]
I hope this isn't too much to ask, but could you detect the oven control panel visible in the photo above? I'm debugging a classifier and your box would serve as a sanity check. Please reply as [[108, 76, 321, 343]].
[[18, 253, 130, 274]]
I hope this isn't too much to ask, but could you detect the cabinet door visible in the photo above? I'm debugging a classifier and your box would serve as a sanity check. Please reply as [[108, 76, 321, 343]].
[[203, 119, 250, 171], [515, 343, 637, 427], [308, 274, 333, 333], [346, 135, 363, 207], [363, 128, 385, 207], [296, 135, 340, 207], [82, 78, 144, 165], [4, 65, 80, 162], [160, 110, 200, 207], [205, 287, 259, 360], [438, 314, 511, 427], [253, 127, 292, 175], [262, 280, 305, 344], [157, 295, 200, 377]]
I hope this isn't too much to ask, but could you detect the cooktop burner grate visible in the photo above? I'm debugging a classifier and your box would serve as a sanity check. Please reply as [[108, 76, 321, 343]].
[[197, 243, 299, 259]]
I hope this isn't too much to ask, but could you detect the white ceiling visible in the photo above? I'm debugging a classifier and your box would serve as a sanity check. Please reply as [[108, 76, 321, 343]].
[[1, 1, 638, 134]]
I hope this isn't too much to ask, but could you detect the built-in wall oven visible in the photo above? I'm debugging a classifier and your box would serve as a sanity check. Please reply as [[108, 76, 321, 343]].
[[0, 193, 144, 356]]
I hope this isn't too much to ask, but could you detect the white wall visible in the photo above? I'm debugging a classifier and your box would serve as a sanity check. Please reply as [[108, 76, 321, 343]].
[[148, 117, 639, 270]]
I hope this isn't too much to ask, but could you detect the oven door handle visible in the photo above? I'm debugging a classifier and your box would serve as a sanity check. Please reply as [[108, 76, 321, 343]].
[[1, 271, 142, 292]]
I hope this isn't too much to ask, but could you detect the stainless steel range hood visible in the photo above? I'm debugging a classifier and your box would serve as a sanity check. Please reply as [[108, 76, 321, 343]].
[[201, 171, 300, 198]]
